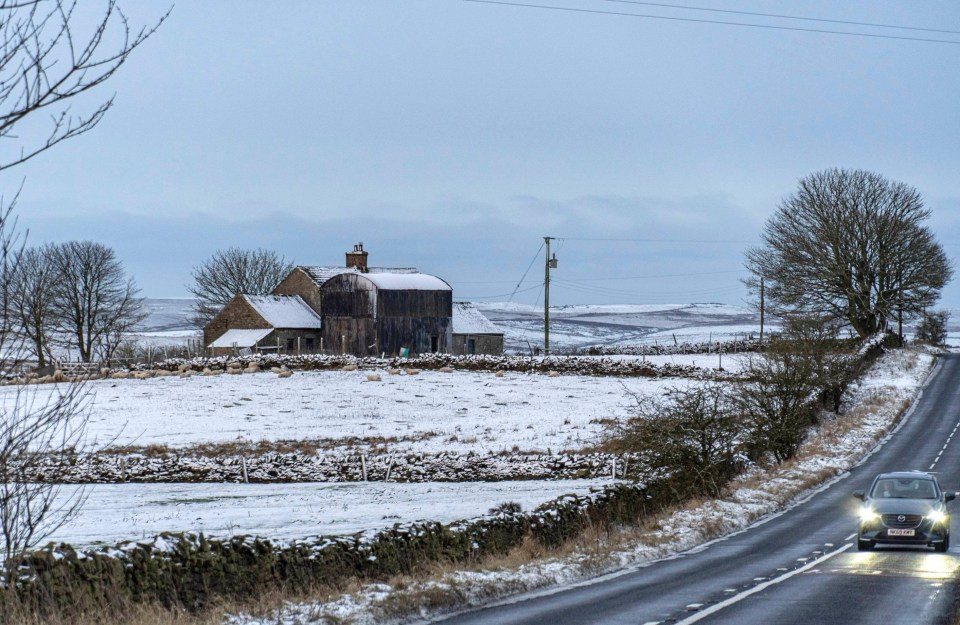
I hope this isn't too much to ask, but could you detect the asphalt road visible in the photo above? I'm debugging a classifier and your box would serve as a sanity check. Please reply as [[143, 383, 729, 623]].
[[436, 352, 960, 625]]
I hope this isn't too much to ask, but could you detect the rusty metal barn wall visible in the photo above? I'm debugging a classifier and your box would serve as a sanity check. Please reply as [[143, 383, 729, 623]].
[[322, 317, 376, 355]]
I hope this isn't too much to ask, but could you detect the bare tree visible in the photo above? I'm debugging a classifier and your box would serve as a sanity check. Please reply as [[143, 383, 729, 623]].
[[735, 333, 824, 464], [188, 247, 294, 326], [0, 203, 92, 591], [0, 379, 90, 589], [915, 310, 950, 347], [0, 0, 167, 171], [745, 169, 953, 338], [608, 384, 740, 499], [7, 244, 57, 368], [49, 240, 145, 363], [0, 0, 163, 594]]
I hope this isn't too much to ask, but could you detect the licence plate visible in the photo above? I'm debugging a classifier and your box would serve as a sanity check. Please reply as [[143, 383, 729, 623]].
[[888, 528, 916, 537]]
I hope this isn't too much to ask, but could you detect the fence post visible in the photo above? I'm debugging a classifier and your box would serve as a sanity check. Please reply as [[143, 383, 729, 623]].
[[241, 456, 249, 483]]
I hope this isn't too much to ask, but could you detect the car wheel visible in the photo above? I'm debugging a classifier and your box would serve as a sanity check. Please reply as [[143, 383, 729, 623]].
[[935, 535, 950, 553], [858, 537, 873, 551]]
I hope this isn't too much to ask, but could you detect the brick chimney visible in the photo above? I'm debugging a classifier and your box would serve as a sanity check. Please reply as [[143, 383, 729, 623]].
[[345, 243, 368, 272]]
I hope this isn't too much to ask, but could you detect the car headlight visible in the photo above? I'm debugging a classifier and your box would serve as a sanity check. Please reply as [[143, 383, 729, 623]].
[[927, 510, 948, 525], [859, 508, 880, 523]]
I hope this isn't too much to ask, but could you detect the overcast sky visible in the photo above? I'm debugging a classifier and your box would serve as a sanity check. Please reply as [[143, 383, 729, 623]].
[[5, 0, 960, 310]]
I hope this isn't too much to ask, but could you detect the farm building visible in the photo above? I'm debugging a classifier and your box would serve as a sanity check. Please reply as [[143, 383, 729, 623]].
[[320, 271, 452, 356], [451, 302, 504, 355], [204, 294, 323, 356], [205, 244, 483, 357]]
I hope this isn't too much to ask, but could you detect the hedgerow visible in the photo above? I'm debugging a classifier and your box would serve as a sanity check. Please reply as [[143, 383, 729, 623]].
[[2, 480, 676, 620]]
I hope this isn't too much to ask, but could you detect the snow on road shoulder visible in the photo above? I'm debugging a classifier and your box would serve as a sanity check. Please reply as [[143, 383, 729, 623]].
[[227, 346, 936, 625]]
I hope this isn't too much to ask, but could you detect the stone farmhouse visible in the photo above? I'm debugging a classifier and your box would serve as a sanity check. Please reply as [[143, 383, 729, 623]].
[[204, 244, 504, 357], [452, 302, 505, 355]]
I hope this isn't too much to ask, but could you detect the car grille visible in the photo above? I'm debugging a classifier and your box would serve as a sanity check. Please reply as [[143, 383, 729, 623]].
[[882, 514, 923, 529]]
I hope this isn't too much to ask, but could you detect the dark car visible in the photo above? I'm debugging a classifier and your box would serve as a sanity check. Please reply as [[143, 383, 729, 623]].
[[854, 472, 955, 552]]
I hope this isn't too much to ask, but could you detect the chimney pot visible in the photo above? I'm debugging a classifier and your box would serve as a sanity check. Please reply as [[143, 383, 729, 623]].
[[346, 242, 369, 272]]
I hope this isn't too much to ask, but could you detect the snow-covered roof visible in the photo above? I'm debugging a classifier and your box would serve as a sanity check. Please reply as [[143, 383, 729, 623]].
[[361, 272, 451, 291], [208, 328, 273, 348], [452, 302, 502, 335], [243, 295, 323, 328], [298, 265, 418, 287]]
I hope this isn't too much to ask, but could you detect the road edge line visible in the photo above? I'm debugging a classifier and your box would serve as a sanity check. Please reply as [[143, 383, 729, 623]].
[[672, 543, 853, 625]]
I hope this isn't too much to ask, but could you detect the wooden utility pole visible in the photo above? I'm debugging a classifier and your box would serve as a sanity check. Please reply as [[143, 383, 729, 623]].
[[759, 277, 765, 343], [897, 265, 903, 341], [544, 237, 557, 355]]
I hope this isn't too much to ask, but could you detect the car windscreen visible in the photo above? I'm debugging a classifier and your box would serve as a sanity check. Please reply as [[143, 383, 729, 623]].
[[870, 478, 938, 499]]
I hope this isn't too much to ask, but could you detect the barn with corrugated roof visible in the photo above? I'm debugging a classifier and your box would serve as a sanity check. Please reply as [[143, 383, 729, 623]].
[[320, 270, 452, 356]]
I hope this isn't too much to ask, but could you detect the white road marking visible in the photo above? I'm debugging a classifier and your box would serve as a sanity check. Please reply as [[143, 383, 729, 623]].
[[672, 543, 852, 625], [932, 418, 960, 469], [845, 533, 857, 540]]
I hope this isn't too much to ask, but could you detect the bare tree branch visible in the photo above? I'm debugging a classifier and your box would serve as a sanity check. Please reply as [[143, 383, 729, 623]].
[[187, 247, 294, 327], [0, 0, 168, 171], [745, 168, 953, 338], [48, 240, 145, 363]]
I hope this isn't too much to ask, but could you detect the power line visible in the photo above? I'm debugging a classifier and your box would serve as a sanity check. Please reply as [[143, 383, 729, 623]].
[[555, 268, 746, 283], [557, 279, 743, 298], [453, 267, 746, 284], [509, 241, 544, 301], [557, 236, 756, 244], [459, 0, 960, 45], [598, 0, 960, 36], [459, 283, 543, 300]]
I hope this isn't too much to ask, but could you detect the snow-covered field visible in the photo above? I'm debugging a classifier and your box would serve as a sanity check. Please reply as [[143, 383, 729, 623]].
[[7, 369, 710, 454], [46, 479, 614, 548]]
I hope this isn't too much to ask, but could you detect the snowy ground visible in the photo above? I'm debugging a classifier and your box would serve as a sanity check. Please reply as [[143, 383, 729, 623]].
[[228, 346, 937, 625], [4, 368, 714, 454], [45, 479, 614, 548]]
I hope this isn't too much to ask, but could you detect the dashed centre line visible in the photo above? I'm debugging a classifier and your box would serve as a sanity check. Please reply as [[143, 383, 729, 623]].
[[928, 419, 960, 470]]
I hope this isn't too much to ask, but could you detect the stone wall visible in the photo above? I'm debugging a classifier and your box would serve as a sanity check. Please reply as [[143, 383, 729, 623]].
[[202, 296, 270, 348], [273, 268, 323, 315]]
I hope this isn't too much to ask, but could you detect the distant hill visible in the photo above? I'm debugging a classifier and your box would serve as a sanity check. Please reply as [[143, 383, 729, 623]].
[[139, 298, 199, 333], [142, 299, 956, 353], [475, 302, 766, 353]]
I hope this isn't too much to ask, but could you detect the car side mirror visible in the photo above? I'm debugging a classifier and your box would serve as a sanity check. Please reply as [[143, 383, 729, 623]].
[[853, 490, 865, 500], [946, 492, 956, 502]]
